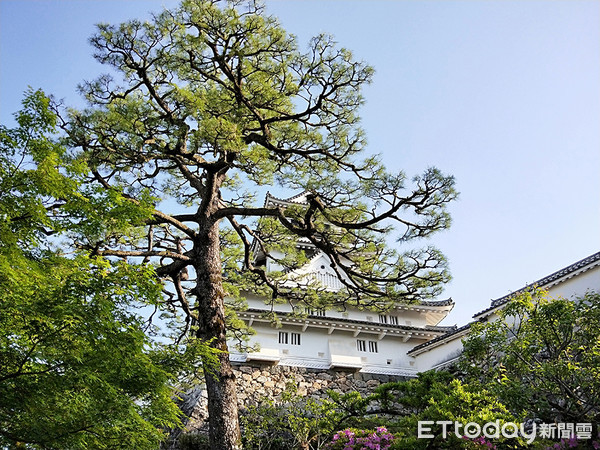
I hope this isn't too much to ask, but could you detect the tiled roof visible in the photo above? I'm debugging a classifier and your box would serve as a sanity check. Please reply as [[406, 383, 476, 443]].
[[264, 191, 311, 206], [408, 250, 600, 355], [473, 251, 600, 319], [241, 308, 457, 335], [407, 322, 472, 355], [420, 298, 454, 307]]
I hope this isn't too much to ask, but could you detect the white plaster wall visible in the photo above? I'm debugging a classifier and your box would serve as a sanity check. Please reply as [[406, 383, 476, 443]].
[[413, 335, 465, 372], [266, 249, 285, 272], [414, 263, 600, 372], [242, 292, 437, 327], [240, 252, 600, 375], [545, 265, 600, 299], [239, 321, 427, 373], [390, 308, 437, 327]]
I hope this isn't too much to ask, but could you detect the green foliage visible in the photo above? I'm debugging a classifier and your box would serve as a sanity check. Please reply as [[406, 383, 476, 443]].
[[0, 90, 188, 448], [47, 0, 457, 443], [178, 432, 212, 450], [0, 255, 181, 449], [325, 427, 394, 450], [461, 289, 600, 424], [0, 89, 76, 249], [237, 372, 521, 450], [326, 371, 520, 449], [382, 377, 520, 449], [240, 384, 339, 450], [69, 0, 458, 317]]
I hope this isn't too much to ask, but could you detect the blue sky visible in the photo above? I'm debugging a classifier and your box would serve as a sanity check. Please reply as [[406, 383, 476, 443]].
[[1, 1, 598, 326]]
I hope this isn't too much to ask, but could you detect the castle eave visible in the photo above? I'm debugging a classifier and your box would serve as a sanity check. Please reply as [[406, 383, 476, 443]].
[[239, 308, 456, 340]]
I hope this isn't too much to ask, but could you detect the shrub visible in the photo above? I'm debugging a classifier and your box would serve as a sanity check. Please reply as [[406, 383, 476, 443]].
[[326, 427, 394, 450]]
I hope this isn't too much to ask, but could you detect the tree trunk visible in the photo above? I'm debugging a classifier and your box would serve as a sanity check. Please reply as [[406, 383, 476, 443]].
[[193, 221, 241, 450]]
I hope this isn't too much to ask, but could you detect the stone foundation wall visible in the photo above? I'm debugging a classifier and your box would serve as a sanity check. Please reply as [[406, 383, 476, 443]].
[[235, 363, 405, 404], [170, 363, 409, 444]]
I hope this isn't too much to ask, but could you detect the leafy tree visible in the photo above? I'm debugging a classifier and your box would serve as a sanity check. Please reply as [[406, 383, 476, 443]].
[[329, 371, 520, 449], [0, 90, 186, 448], [238, 372, 519, 449], [240, 383, 339, 450], [461, 289, 600, 424], [61, 1, 457, 447], [242, 372, 517, 449]]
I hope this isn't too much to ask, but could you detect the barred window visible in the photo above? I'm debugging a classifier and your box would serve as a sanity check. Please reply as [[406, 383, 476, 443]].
[[279, 331, 301, 345], [357, 339, 366, 352], [291, 332, 301, 345], [368, 341, 378, 353], [278, 331, 288, 344], [306, 307, 326, 317]]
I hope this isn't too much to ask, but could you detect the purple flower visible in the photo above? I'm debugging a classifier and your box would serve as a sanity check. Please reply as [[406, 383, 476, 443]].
[[329, 427, 393, 450]]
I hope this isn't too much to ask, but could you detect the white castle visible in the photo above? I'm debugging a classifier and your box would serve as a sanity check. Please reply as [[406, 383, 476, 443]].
[[228, 192, 600, 375]]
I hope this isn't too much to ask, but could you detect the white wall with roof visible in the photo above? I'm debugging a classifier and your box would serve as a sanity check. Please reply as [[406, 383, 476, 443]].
[[412, 252, 600, 372], [231, 319, 427, 376]]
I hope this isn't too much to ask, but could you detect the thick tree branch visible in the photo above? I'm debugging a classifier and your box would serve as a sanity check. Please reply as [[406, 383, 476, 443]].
[[94, 249, 191, 261]]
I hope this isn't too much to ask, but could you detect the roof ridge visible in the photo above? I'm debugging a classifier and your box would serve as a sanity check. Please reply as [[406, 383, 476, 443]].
[[408, 322, 472, 354], [473, 250, 600, 318], [265, 190, 311, 205], [243, 308, 455, 334], [419, 298, 454, 307], [286, 190, 311, 202]]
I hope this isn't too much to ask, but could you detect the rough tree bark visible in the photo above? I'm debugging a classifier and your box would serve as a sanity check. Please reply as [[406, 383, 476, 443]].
[[193, 215, 241, 449]]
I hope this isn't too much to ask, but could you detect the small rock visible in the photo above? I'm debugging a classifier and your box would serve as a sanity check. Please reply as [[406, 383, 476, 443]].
[[239, 366, 253, 374], [366, 380, 380, 388]]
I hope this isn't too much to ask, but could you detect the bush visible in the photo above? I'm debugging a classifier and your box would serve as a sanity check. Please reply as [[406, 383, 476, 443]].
[[325, 427, 394, 450], [178, 432, 211, 450], [240, 383, 338, 449]]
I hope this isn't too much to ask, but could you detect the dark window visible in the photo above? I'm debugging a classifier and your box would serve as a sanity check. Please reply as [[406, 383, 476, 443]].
[[291, 332, 301, 345], [279, 331, 289, 344]]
